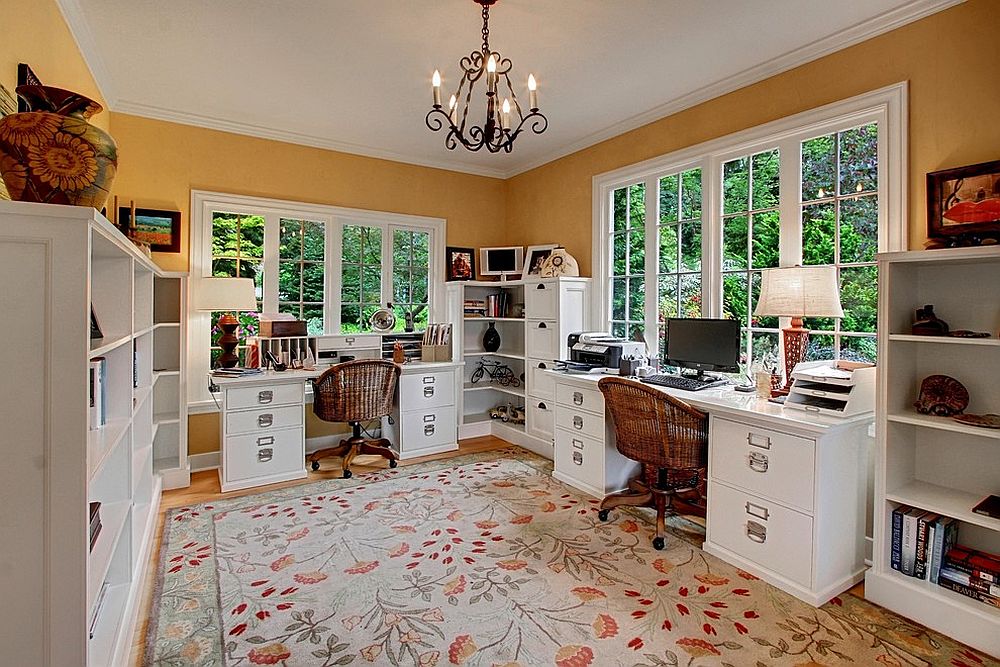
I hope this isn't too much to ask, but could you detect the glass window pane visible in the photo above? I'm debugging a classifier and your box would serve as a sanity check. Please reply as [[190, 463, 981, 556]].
[[279, 219, 301, 260], [412, 231, 429, 265], [805, 334, 835, 362], [751, 332, 780, 371], [341, 305, 361, 333], [613, 187, 627, 231], [611, 322, 626, 338], [412, 268, 429, 304], [723, 215, 749, 271], [658, 224, 678, 273], [841, 336, 877, 364], [751, 211, 779, 269], [212, 258, 237, 278], [840, 194, 878, 263], [723, 157, 749, 215], [362, 228, 382, 264], [278, 262, 301, 302], [680, 222, 701, 271], [393, 229, 410, 266], [841, 265, 878, 333], [680, 273, 701, 317], [657, 275, 678, 322], [212, 212, 241, 257], [303, 307, 324, 335], [839, 123, 878, 195], [342, 226, 362, 263], [802, 202, 835, 265], [362, 266, 382, 304], [612, 232, 627, 277], [723, 273, 749, 324], [628, 323, 645, 341], [801, 134, 836, 202], [628, 228, 645, 274], [751, 149, 779, 210], [680, 168, 702, 221], [278, 302, 300, 318], [628, 277, 645, 322], [302, 221, 325, 261], [659, 174, 678, 224], [393, 269, 411, 303], [302, 263, 324, 303], [803, 316, 835, 331], [628, 183, 645, 229], [239, 216, 265, 258], [611, 278, 626, 321], [342, 264, 360, 297]]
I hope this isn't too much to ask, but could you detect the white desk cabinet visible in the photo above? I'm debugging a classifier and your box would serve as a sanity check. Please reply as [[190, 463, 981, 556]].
[[549, 371, 872, 607], [383, 362, 463, 459]]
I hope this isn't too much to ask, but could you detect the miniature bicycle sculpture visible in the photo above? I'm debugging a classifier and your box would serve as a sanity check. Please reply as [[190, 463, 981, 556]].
[[470, 358, 521, 387]]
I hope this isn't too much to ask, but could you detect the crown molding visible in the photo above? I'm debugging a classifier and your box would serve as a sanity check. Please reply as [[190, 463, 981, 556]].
[[54, 0, 118, 107], [504, 0, 964, 178]]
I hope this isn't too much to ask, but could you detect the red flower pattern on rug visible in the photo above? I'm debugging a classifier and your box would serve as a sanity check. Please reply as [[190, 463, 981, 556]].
[[146, 452, 998, 666]]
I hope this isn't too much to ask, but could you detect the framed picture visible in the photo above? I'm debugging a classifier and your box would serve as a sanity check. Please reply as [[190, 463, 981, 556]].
[[446, 246, 475, 281], [523, 244, 557, 276], [118, 207, 182, 252], [927, 159, 1000, 244]]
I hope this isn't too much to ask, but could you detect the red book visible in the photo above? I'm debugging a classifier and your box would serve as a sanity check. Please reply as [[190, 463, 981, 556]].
[[944, 545, 1000, 583]]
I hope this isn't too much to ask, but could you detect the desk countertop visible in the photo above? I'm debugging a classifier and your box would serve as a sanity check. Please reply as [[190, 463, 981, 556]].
[[546, 370, 873, 435], [210, 360, 463, 386]]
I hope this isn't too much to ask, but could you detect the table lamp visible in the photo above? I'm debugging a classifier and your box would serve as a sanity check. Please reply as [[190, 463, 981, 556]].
[[196, 277, 257, 368], [754, 266, 843, 393]]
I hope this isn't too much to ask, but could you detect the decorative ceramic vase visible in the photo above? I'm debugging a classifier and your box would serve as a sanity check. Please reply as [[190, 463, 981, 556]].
[[539, 246, 580, 277], [482, 321, 501, 352], [0, 85, 117, 210]]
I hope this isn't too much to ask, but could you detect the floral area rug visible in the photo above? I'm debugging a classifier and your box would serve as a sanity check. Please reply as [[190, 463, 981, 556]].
[[146, 449, 997, 666]]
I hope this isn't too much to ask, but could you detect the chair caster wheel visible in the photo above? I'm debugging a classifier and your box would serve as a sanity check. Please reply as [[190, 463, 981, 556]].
[[310, 460, 320, 471], [388, 459, 398, 468], [598, 509, 610, 522], [342, 469, 353, 479], [652, 536, 666, 551]]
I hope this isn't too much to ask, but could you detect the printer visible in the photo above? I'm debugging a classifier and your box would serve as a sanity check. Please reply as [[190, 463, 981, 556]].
[[566, 332, 646, 369]]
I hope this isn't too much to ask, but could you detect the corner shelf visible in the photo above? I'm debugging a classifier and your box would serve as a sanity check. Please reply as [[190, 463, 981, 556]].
[[888, 334, 1000, 347], [885, 480, 1000, 532], [89, 333, 131, 359], [463, 350, 525, 361], [464, 382, 525, 398], [886, 412, 1000, 440]]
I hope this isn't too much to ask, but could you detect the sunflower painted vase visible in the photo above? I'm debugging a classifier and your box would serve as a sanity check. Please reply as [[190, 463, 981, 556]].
[[0, 85, 117, 210]]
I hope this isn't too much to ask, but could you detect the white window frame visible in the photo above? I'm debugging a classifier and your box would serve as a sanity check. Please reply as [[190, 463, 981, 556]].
[[592, 83, 908, 356], [188, 190, 446, 409]]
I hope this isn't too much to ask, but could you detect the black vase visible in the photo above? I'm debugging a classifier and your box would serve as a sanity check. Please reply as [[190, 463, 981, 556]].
[[483, 321, 501, 352]]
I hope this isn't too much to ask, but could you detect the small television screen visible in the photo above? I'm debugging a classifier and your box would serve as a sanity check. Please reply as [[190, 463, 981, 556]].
[[480, 247, 524, 276], [665, 318, 741, 375]]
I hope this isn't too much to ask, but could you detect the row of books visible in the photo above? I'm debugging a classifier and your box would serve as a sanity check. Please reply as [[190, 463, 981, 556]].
[[88, 357, 108, 430], [463, 299, 488, 317], [464, 292, 515, 318], [891, 505, 999, 608], [89, 501, 102, 552]]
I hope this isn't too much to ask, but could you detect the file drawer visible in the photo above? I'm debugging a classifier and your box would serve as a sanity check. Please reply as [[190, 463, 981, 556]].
[[226, 382, 303, 411], [527, 398, 554, 439], [528, 359, 556, 398], [710, 417, 815, 512], [526, 320, 558, 360], [226, 404, 303, 436], [321, 334, 381, 350], [399, 371, 455, 410], [708, 480, 813, 587], [555, 407, 604, 440], [556, 382, 604, 416], [525, 281, 558, 319], [554, 428, 602, 490], [224, 427, 304, 483], [399, 406, 457, 450]]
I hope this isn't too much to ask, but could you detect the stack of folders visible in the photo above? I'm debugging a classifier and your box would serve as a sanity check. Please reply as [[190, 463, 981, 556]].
[[211, 367, 264, 378], [422, 323, 452, 346], [89, 357, 107, 430]]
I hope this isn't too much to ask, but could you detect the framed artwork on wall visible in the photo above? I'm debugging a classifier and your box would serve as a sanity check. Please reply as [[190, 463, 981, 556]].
[[523, 244, 556, 276], [927, 159, 1000, 247], [118, 207, 182, 253], [446, 246, 475, 281]]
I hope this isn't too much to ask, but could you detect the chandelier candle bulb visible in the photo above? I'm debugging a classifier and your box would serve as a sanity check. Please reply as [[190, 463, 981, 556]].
[[501, 98, 510, 129], [448, 95, 458, 124], [487, 54, 497, 93], [432, 70, 442, 107], [528, 73, 537, 110]]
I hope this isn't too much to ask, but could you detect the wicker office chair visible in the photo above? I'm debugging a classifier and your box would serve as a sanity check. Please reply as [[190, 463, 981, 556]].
[[307, 359, 400, 478], [596, 377, 708, 550]]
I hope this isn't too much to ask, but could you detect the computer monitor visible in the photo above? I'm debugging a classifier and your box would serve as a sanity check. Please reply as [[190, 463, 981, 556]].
[[665, 318, 741, 379], [480, 246, 524, 278]]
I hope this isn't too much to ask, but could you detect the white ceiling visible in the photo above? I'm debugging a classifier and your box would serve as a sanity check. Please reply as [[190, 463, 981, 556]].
[[59, 0, 958, 178]]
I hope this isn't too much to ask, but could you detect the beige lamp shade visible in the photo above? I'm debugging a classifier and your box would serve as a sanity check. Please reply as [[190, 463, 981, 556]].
[[754, 266, 844, 318], [195, 277, 258, 312]]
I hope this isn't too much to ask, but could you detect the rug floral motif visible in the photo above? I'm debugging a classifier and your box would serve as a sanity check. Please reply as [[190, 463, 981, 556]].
[[146, 449, 997, 666]]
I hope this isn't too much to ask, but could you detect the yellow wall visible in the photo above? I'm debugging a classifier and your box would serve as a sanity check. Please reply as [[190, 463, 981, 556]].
[[506, 0, 1000, 273], [2, 0, 108, 132]]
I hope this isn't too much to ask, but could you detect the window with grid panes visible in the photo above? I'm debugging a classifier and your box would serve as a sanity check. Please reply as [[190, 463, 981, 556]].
[[800, 123, 878, 363], [340, 225, 383, 333], [210, 211, 263, 366], [392, 229, 431, 332], [721, 149, 781, 371], [657, 168, 703, 358], [610, 183, 646, 339], [278, 218, 325, 335]]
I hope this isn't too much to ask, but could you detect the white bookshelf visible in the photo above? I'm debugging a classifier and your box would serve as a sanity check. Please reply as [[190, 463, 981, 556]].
[[865, 246, 1000, 657], [0, 201, 182, 665], [152, 274, 189, 489]]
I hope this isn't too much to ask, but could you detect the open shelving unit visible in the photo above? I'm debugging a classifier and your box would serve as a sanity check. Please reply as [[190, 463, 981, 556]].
[[152, 274, 189, 488], [0, 201, 183, 665], [865, 246, 1000, 657]]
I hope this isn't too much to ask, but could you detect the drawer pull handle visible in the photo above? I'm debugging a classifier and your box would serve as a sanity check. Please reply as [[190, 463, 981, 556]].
[[538, 362, 547, 369], [258, 390, 273, 404], [571, 438, 584, 450], [572, 415, 584, 430], [804, 406, 820, 413], [422, 376, 435, 384], [258, 413, 274, 428], [424, 424, 436, 436], [748, 451, 769, 473], [537, 401, 547, 410], [747, 433, 771, 449], [745, 501, 770, 521], [423, 386, 435, 398], [423, 414, 436, 423], [257, 436, 275, 446], [746, 521, 767, 543], [573, 391, 584, 406], [258, 448, 273, 463], [813, 390, 827, 397], [345, 337, 355, 344], [537, 322, 548, 329], [536, 284, 546, 290], [572, 451, 583, 465]]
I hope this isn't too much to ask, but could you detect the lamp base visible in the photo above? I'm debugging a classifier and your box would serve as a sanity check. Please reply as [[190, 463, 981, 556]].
[[217, 313, 241, 369], [781, 317, 809, 392]]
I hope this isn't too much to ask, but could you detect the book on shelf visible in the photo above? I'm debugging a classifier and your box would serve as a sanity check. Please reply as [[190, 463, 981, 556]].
[[913, 512, 940, 580], [88, 357, 107, 430], [928, 516, 959, 584], [890, 504, 910, 572], [937, 576, 1000, 609], [944, 544, 1000, 584], [939, 567, 1000, 597], [900, 507, 927, 576]]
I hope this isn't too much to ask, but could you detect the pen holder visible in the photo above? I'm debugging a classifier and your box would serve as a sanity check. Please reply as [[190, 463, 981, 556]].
[[421, 343, 452, 362], [619, 358, 642, 376]]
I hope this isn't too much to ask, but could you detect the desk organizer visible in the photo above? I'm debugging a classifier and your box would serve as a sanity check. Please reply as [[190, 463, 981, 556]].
[[784, 360, 875, 417]]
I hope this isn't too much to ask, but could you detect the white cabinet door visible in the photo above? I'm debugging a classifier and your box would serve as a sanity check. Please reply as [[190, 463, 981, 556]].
[[525, 281, 558, 319]]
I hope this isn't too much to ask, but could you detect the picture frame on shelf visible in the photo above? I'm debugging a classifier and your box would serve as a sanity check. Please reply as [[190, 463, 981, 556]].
[[523, 244, 557, 276], [90, 307, 103, 339], [446, 246, 475, 281], [927, 159, 1000, 247], [118, 207, 182, 253]]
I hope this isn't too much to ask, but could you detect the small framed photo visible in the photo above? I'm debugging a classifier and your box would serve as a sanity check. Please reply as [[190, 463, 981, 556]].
[[927, 159, 1000, 244], [523, 244, 557, 276], [118, 207, 182, 253], [446, 246, 476, 281]]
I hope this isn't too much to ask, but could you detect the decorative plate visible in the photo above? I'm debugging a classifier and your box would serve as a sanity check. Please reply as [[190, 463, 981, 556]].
[[953, 413, 1000, 429], [913, 374, 969, 417]]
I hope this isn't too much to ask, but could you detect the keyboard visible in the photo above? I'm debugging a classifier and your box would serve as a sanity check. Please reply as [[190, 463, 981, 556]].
[[641, 374, 728, 392]]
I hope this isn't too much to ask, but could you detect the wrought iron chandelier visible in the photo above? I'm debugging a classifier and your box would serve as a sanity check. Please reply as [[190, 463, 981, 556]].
[[426, 0, 547, 153]]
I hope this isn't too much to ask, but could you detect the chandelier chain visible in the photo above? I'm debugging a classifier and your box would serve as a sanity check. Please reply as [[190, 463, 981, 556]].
[[481, 5, 490, 53]]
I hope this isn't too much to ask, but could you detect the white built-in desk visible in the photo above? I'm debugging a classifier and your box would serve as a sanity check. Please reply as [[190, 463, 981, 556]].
[[548, 370, 874, 606], [211, 361, 461, 492]]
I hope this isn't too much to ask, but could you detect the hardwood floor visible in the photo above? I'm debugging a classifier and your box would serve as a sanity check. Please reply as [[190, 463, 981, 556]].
[[130, 435, 866, 664], [130, 435, 510, 666]]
